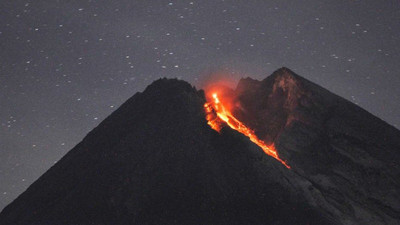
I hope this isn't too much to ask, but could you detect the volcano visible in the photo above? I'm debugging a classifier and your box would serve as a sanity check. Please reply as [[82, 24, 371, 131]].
[[1, 68, 399, 225]]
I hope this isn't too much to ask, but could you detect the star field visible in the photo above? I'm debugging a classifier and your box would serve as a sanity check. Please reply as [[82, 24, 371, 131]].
[[1, 0, 400, 210]]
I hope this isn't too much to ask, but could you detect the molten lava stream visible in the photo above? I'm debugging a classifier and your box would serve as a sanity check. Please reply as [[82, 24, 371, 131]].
[[204, 93, 291, 169]]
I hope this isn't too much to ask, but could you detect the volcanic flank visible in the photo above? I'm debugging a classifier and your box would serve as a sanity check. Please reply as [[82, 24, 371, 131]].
[[1, 68, 399, 225]]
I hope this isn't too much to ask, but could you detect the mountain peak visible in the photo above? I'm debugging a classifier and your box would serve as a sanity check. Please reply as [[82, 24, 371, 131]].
[[1, 70, 400, 225], [237, 67, 305, 96], [144, 77, 197, 95], [228, 68, 400, 224], [267, 67, 300, 81], [271, 66, 295, 75]]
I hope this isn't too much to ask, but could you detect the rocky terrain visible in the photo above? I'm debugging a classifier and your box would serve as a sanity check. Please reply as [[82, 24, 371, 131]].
[[231, 68, 400, 224], [0, 68, 399, 225]]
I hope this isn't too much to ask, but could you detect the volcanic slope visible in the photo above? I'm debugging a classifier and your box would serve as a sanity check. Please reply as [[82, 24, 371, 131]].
[[1, 68, 399, 225], [230, 67, 400, 225]]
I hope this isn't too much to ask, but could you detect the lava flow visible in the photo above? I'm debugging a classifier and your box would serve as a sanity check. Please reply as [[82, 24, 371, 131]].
[[204, 93, 291, 169]]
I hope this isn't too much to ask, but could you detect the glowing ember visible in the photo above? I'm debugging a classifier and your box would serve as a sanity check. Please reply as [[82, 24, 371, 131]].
[[204, 93, 291, 169]]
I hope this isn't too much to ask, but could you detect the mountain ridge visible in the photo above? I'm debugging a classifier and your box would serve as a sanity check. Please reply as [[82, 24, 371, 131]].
[[1, 68, 399, 225]]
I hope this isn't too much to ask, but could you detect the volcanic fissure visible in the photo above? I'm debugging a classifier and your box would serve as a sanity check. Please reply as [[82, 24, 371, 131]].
[[204, 92, 290, 169]]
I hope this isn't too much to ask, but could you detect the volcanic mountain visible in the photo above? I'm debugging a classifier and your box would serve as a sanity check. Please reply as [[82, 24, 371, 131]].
[[1, 68, 399, 225]]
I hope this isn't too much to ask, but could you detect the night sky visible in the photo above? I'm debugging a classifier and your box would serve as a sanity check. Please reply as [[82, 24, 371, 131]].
[[1, 0, 399, 210]]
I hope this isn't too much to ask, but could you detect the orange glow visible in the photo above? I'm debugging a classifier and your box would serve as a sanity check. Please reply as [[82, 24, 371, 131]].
[[204, 93, 291, 169]]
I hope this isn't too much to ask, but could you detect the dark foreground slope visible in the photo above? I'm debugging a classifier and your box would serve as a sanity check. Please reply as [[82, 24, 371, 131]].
[[232, 68, 400, 225], [0, 78, 334, 225], [1, 68, 399, 225]]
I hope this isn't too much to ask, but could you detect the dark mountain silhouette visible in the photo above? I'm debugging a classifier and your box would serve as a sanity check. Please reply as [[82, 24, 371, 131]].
[[1, 68, 399, 225]]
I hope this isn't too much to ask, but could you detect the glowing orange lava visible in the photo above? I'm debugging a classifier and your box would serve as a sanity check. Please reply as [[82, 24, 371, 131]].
[[204, 93, 291, 169]]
